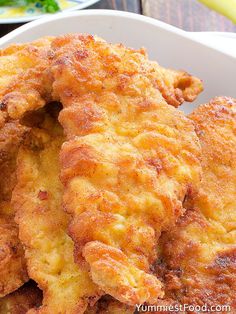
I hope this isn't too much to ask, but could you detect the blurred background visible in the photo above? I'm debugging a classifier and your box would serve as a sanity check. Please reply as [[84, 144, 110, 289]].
[[1, 0, 236, 37], [91, 0, 236, 31]]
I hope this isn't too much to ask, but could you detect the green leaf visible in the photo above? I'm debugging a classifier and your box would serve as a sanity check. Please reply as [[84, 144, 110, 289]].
[[0, 0, 60, 13]]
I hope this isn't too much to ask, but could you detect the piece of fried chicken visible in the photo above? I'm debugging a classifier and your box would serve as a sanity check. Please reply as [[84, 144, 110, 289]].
[[50, 35, 203, 110], [161, 97, 236, 313], [0, 120, 29, 297], [0, 281, 42, 314], [50, 34, 202, 306], [0, 37, 54, 126], [0, 34, 202, 128], [12, 109, 100, 314]]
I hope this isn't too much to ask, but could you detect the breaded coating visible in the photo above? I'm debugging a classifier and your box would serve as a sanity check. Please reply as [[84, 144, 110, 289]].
[[12, 112, 100, 314], [155, 66, 203, 108], [0, 34, 202, 128], [0, 37, 53, 125], [161, 97, 236, 312], [0, 281, 42, 314], [0, 121, 29, 297], [51, 34, 201, 305], [0, 213, 28, 298]]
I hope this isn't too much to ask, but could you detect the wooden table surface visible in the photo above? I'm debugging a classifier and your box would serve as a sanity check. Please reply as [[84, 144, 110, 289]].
[[1, 0, 236, 37]]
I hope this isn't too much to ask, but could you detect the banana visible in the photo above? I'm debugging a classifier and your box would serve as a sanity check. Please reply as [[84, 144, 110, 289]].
[[199, 0, 236, 24]]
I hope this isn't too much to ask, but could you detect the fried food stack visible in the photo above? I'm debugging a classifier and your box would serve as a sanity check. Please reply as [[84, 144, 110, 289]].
[[0, 34, 235, 314]]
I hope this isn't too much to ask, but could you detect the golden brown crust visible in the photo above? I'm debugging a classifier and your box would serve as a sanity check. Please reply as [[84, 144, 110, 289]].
[[154, 67, 203, 108], [161, 97, 236, 312], [0, 37, 54, 123], [50, 34, 202, 109], [0, 121, 29, 297], [0, 281, 42, 314], [0, 214, 28, 297], [0, 121, 28, 201], [12, 112, 100, 314], [50, 34, 201, 305], [83, 241, 163, 305], [0, 33, 203, 310], [0, 35, 202, 127]]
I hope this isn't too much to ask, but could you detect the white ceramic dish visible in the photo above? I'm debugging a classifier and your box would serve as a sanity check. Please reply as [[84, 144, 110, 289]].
[[0, 10, 235, 114], [0, 0, 100, 24]]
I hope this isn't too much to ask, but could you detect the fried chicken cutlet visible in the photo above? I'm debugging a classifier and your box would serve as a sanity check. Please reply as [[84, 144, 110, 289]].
[[0, 37, 54, 126], [161, 97, 236, 313], [12, 110, 100, 313], [0, 281, 42, 314], [0, 33, 202, 128], [0, 121, 29, 297], [50, 34, 202, 306]]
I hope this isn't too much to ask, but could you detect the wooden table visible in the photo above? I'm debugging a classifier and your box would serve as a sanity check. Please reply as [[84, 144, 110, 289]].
[[1, 0, 236, 37]]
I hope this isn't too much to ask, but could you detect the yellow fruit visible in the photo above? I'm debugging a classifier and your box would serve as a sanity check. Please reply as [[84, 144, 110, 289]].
[[199, 0, 236, 24]]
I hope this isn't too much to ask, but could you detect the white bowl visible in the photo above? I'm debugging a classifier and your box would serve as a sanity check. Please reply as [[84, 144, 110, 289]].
[[1, 10, 235, 113]]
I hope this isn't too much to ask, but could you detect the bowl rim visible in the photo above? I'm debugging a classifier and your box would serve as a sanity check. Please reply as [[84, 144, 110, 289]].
[[0, 9, 186, 43], [0, 9, 235, 60]]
